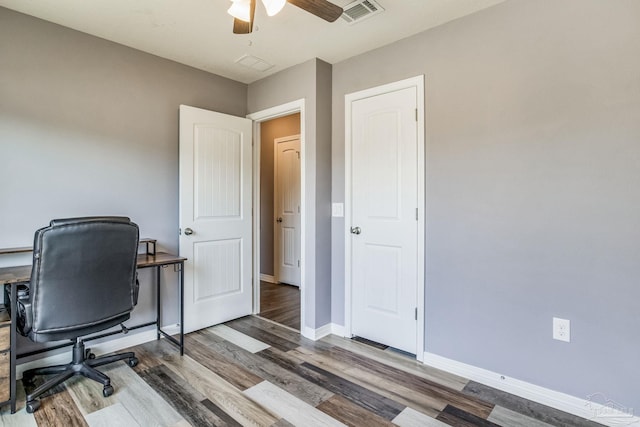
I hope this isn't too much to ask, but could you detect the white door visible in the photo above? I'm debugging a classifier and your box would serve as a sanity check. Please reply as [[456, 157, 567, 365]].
[[274, 135, 301, 286], [350, 86, 419, 354], [179, 105, 253, 333]]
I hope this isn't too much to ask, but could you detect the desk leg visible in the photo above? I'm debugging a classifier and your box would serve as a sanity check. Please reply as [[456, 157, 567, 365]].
[[10, 284, 16, 414], [179, 262, 184, 356], [152, 262, 184, 355], [156, 266, 161, 340]]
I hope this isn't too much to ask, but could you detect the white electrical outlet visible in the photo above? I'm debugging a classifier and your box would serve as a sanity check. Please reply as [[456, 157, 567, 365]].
[[553, 317, 571, 342]]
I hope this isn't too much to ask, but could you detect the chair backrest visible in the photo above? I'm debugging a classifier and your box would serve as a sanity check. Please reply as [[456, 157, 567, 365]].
[[28, 217, 139, 340]]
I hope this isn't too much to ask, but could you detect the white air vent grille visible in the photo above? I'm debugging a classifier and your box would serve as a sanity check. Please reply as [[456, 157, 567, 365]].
[[341, 0, 384, 24], [235, 54, 274, 72]]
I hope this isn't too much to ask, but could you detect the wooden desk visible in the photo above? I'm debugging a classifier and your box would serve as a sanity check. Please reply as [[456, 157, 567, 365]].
[[0, 251, 186, 413]]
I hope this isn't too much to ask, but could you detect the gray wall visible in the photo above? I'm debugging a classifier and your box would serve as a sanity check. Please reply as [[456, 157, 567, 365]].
[[249, 58, 332, 329], [0, 7, 247, 340], [315, 60, 333, 329], [332, 0, 640, 411], [260, 113, 301, 277]]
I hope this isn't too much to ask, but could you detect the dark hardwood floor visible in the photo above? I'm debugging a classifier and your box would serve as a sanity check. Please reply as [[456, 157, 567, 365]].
[[1, 316, 606, 426], [259, 281, 300, 330]]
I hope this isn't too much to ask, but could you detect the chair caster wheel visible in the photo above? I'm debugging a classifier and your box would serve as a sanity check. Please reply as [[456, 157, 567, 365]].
[[103, 385, 114, 397], [85, 349, 96, 359], [26, 399, 41, 413], [128, 357, 139, 368]]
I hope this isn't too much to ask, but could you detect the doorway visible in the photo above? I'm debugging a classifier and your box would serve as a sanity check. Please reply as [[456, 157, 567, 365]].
[[179, 102, 305, 334], [255, 112, 302, 330]]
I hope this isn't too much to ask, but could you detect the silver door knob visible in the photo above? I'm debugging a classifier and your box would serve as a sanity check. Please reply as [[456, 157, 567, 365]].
[[350, 226, 361, 235], [276, 217, 283, 223], [184, 228, 194, 236]]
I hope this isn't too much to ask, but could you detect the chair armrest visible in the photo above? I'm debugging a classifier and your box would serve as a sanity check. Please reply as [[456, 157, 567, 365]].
[[3, 283, 33, 336], [17, 298, 33, 336], [133, 276, 140, 306]]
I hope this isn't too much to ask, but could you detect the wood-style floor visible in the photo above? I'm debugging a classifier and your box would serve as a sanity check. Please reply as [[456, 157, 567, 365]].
[[0, 316, 605, 427], [259, 281, 300, 330]]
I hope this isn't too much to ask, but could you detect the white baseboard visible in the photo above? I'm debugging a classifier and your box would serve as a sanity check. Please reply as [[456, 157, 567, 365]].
[[17, 324, 180, 379], [423, 352, 639, 427], [301, 323, 334, 341], [259, 274, 276, 283], [330, 323, 348, 337], [302, 323, 348, 341]]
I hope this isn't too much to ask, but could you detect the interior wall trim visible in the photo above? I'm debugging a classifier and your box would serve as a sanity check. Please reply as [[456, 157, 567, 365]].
[[301, 323, 333, 341], [330, 323, 348, 338], [423, 352, 639, 427], [259, 274, 276, 283]]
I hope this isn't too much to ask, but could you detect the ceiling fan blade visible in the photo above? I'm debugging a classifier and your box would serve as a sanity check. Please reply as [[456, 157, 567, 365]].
[[233, 0, 256, 34], [287, 0, 343, 23]]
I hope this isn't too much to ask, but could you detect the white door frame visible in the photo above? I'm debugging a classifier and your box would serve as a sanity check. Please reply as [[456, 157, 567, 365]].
[[247, 99, 305, 331], [344, 76, 426, 361]]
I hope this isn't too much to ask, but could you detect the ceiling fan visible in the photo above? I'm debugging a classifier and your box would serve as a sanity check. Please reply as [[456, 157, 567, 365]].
[[228, 0, 344, 34]]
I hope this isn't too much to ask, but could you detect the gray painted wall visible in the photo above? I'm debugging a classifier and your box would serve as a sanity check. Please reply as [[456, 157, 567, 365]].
[[331, 0, 640, 410], [260, 114, 301, 277], [248, 58, 332, 329], [0, 8, 247, 346], [315, 60, 333, 329]]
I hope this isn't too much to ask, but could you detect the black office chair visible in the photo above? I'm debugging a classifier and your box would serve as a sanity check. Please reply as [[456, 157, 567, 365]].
[[16, 217, 140, 413]]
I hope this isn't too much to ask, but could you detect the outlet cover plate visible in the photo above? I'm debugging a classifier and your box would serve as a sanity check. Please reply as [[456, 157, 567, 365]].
[[553, 317, 571, 342]]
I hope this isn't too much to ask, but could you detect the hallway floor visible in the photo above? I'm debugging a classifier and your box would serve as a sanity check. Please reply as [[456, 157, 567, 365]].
[[259, 281, 300, 330]]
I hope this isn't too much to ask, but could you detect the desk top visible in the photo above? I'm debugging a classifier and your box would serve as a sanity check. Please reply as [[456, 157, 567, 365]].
[[0, 238, 158, 256], [0, 265, 30, 285], [0, 252, 186, 285], [136, 252, 187, 268]]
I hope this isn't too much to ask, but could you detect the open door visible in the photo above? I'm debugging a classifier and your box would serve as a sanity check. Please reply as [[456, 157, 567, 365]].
[[179, 105, 253, 333]]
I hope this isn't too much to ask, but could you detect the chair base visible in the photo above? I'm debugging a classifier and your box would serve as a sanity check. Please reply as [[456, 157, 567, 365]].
[[22, 339, 138, 413]]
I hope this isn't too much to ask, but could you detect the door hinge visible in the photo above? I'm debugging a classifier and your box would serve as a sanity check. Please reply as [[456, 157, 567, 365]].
[[179, 228, 182, 235], [297, 259, 301, 267], [415, 307, 418, 320], [415, 208, 418, 221], [296, 151, 300, 159], [415, 108, 418, 122]]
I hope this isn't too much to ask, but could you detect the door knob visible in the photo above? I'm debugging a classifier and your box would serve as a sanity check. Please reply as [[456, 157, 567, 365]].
[[276, 217, 283, 223], [350, 226, 361, 235], [184, 228, 194, 236]]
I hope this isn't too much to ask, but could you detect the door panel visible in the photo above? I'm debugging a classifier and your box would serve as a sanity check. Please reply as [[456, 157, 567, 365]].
[[180, 105, 253, 333], [194, 239, 241, 299], [351, 87, 418, 354], [194, 126, 241, 218], [363, 243, 401, 315]]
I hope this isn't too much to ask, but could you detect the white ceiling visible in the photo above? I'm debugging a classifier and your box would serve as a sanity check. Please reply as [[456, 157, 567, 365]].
[[0, 0, 505, 84]]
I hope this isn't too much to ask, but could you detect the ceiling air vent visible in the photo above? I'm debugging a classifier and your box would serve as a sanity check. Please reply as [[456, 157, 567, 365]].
[[235, 54, 274, 72], [341, 0, 384, 24]]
